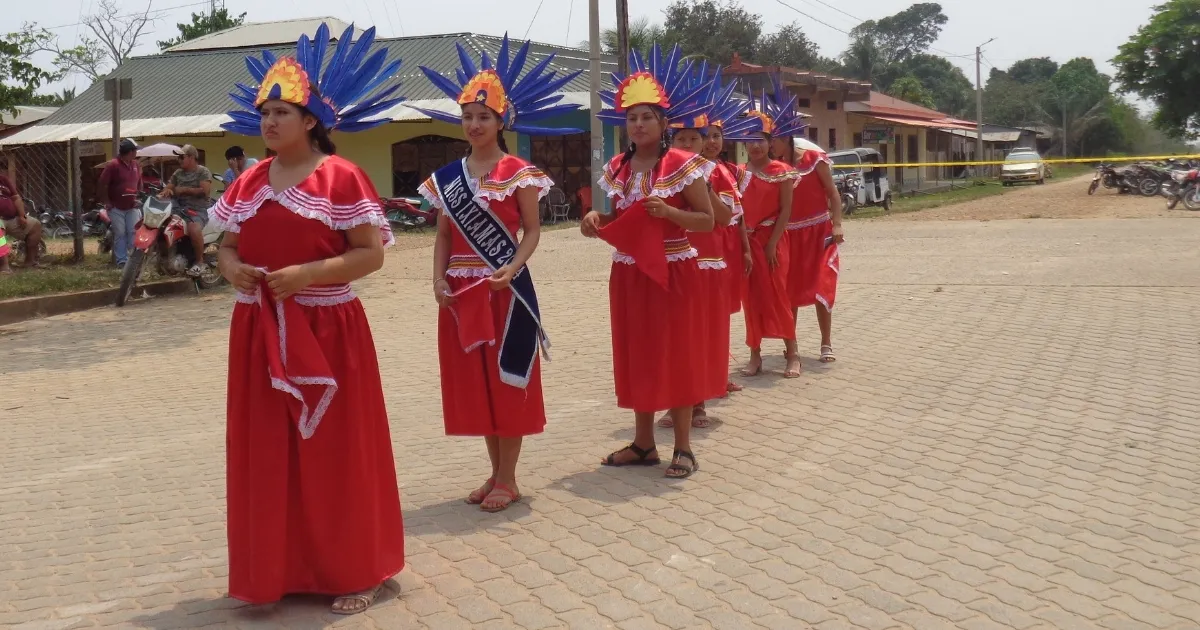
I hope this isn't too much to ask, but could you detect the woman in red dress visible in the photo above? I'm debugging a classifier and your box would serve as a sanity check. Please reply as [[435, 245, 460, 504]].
[[211, 23, 406, 614], [584, 44, 719, 478], [740, 90, 804, 378], [412, 36, 579, 512], [780, 136, 845, 363], [658, 68, 764, 428]]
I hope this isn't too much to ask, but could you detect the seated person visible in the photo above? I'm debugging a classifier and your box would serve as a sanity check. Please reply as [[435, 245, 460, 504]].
[[160, 144, 213, 275]]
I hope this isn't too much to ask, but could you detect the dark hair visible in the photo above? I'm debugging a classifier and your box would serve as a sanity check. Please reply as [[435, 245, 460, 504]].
[[224, 145, 245, 160], [618, 106, 669, 170], [309, 121, 337, 155], [767, 135, 795, 164]]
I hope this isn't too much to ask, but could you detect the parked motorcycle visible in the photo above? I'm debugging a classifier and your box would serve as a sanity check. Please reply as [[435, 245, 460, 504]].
[[836, 173, 859, 216], [116, 196, 224, 307], [382, 197, 434, 231], [1167, 169, 1200, 210], [1088, 163, 1135, 195]]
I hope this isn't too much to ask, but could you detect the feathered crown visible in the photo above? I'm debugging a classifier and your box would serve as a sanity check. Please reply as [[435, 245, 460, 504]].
[[414, 34, 584, 135], [223, 23, 405, 136], [598, 44, 713, 127], [676, 62, 763, 141], [755, 72, 810, 138]]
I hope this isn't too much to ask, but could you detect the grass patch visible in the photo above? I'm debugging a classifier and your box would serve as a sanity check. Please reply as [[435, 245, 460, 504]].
[[846, 166, 1096, 220], [0, 239, 171, 300]]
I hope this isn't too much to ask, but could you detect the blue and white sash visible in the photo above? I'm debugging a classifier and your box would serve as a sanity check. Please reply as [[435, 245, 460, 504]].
[[432, 159, 549, 388]]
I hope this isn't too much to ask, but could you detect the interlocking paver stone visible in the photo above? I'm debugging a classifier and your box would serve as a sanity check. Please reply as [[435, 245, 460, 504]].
[[4, 210, 1200, 629]]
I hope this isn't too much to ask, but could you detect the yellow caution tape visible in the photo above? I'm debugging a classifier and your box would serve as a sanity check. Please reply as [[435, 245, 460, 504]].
[[829, 154, 1200, 169]]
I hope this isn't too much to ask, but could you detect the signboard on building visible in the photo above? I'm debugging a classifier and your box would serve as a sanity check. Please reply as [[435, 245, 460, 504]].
[[862, 125, 894, 145]]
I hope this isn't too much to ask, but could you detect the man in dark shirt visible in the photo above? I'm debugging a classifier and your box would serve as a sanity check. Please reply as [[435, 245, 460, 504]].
[[97, 139, 143, 267], [0, 171, 43, 267]]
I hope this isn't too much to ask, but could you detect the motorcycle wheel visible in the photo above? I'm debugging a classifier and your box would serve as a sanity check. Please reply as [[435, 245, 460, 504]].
[[1183, 188, 1200, 211], [841, 194, 856, 216], [882, 192, 893, 212], [195, 243, 224, 289], [1087, 181, 1099, 195], [1168, 195, 1180, 210], [1139, 179, 1162, 197], [116, 249, 145, 307]]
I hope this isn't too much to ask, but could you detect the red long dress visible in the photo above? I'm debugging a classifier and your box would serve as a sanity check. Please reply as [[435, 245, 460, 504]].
[[419, 155, 549, 437], [597, 149, 725, 411], [787, 149, 840, 310], [739, 160, 799, 349], [210, 156, 405, 605], [688, 160, 737, 394], [714, 161, 746, 315]]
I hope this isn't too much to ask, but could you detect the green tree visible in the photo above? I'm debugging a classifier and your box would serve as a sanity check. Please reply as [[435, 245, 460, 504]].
[[661, 0, 762, 64], [753, 22, 822, 69], [1113, 0, 1200, 138], [0, 28, 57, 120], [1042, 58, 1111, 155], [886, 75, 936, 108], [158, 8, 248, 51], [895, 54, 973, 116], [840, 35, 885, 82], [1006, 57, 1058, 84], [590, 16, 666, 59], [24, 87, 76, 107], [850, 2, 948, 67]]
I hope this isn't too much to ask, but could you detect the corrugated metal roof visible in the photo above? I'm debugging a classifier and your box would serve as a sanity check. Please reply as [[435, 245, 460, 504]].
[[165, 17, 354, 52], [27, 32, 613, 131], [0, 106, 58, 127]]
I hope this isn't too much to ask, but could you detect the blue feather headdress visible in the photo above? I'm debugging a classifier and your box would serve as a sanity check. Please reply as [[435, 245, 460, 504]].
[[598, 44, 713, 127], [413, 34, 584, 136], [753, 72, 810, 138], [222, 23, 405, 136], [703, 66, 764, 141]]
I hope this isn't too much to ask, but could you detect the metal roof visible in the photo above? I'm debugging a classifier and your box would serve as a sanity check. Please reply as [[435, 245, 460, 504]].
[[3, 32, 614, 145], [164, 17, 354, 52], [0, 106, 59, 128]]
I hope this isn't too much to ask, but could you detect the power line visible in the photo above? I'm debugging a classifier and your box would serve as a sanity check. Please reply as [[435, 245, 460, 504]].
[[43, 0, 211, 30], [771, 0, 850, 35], [788, 0, 862, 25], [524, 0, 546, 39]]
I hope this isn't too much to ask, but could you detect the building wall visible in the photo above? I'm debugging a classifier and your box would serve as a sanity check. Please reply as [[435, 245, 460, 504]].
[[790, 87, 856, 152], [109, 115, 622, 202]]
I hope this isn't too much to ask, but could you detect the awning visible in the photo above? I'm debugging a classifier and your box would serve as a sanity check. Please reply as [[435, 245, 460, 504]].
[[863, 114, 977, 131], [4, 91, 597, 147]]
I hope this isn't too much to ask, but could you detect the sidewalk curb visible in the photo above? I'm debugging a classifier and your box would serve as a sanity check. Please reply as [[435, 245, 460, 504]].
[[0, 279, 195, 327]]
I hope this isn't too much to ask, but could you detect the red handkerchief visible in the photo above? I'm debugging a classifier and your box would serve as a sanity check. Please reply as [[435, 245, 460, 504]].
[[256, 281, 338, 439], [598, 203, 668, 289], [447, 277, 496, 352]]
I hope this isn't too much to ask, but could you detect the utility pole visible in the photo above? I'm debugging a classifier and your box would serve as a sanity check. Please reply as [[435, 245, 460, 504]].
[[589, 0, 606, 215], [615, 0, 630, 150], [975, 38, 994, 175]]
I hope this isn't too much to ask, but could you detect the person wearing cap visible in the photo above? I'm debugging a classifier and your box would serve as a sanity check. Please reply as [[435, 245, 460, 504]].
[[97, 138, 143, 267], [159, 144, 213, 275], [223, 145, 258, 184]]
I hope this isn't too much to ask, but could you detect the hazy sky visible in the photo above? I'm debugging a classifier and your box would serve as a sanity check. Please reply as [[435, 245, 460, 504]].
[[6, 0, 1161, 103]]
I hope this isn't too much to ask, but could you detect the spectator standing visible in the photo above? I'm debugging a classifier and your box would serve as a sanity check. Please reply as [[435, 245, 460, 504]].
[[97, 138, 143, 267], [223, 145, 258, 185]]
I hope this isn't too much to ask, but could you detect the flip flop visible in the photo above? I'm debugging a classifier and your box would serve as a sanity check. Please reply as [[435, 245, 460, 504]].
[[480, 481, 521, 513]]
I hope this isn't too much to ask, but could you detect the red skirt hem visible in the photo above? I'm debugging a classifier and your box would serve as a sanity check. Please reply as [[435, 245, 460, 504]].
[[228, 563, 405, 605], [742, 228, 796, 348], [610, 258, 725, 412], [438, 276, 547, 437]]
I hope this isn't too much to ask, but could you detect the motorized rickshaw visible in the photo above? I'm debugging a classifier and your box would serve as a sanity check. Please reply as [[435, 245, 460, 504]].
[[829, 148, 892, 212]]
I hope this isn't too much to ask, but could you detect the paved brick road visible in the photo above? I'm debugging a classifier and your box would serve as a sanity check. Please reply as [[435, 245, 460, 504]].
[[3, 216, 1200, 629]]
